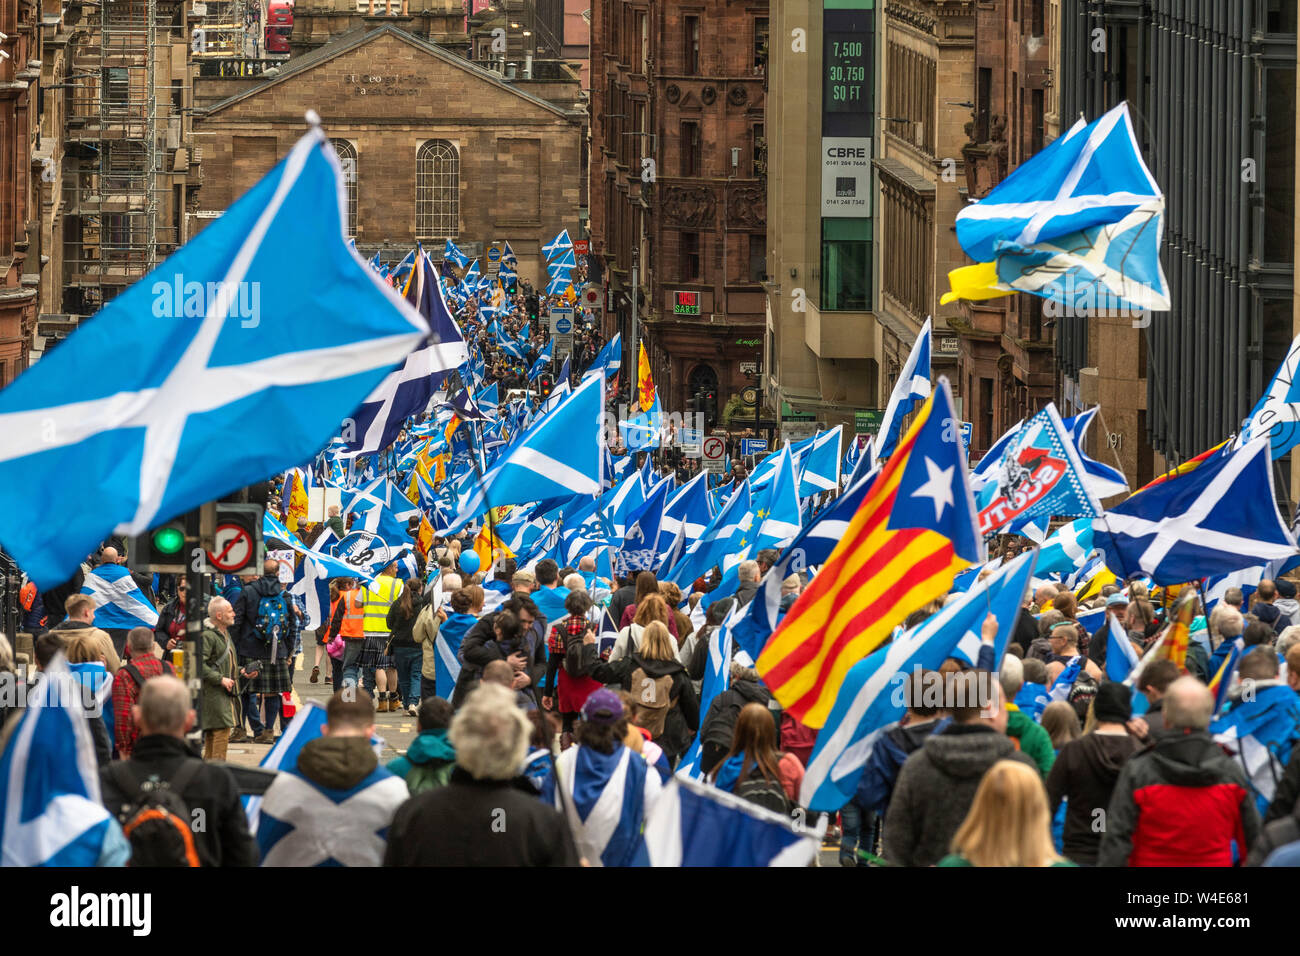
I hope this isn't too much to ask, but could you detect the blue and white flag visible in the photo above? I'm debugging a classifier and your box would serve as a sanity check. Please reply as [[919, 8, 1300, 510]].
[[0, 656, 121, 866], [1238, 332, 1300, 460], [1105, 612, 1141, 682], [657, 471, 713, 570], [663, 480, 752, 587], [620, 391, 663, 452], [644, 775, 821, 867], [442, 239, 470, 269], [943, 101, 1170, 314], [81, 562, 159, 630], [799, 550, 1036, 812], [1092, 438, 1298, 584], [1211, 684, 1300, 815], [542, 229, 574, 260], [1062, 407, 1129, 499], [871, 317, 931, 466], [616, 476, 671, 577], [583, 333, 623, 381], [461, 259, 480, 289], [969, 419, 1022, 493], [553, 744, 661, 867], [528, 340, 554, 382], [545, 274, 571, 297], [339, 252, 468, 457], [975, 403, 1103, 536], [265, 513, 373, 581], [475, 381, 500, 419], [676, 602, 743, 780], [443, 373, 605, 533], [1035, 517, 1095, 577], [797, 425, 843, 497], [0, 126, 427, 587], [744, 445, 803, 552]]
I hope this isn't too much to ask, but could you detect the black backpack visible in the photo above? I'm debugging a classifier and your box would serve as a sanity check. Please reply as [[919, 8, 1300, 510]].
[[734, 769, 793, 816], [108, 759, 204, 867]]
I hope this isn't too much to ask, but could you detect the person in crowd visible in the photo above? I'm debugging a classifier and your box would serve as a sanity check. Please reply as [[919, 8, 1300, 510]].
[[617, 571, 667, 630], [1135, 658, 1180, 736], [100, 676, 257, 867], [1015, 658, 1051, 723], [684, 598, 734, 686], [386, 696, 456, 794], [659, 581, 694, 640], [530, 558, 570, 625], [698, 660, 773, 775], [257, 689, 407, 866], [384, 683, 580, 866], [706, 702, 804, 815], [199, 597, 240, 761], [111, 626, 174, 759], [732, 560, 762, 607], [883, 672, 1037, 867], [542, 589, 603, 742], [453, 594, 544, 708], [50, 594, 121, 675], [361, 563, 402, 713], [234, 559, 296, 743], [611, 592, 678, 659], [1041, 701, 1082, 751], [1045, 682, 1142, 865], [999, 655, 1055, 777], [385, 579, 425, 716], [414, 573, 455, 702], [153, 579, 189, 660], [1099, 677, 1261, 866], [937, 760, 1073, 867], [593, 620, 699, 765]]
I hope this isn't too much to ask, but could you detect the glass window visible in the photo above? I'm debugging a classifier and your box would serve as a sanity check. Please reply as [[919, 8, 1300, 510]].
[[681, 232, 701, 281], [749, 234, 765, 283], [684, 16, 700, 74], [332, 140, 357, 239], [416, 140, 459, 240], [821, 219, 872, 312]]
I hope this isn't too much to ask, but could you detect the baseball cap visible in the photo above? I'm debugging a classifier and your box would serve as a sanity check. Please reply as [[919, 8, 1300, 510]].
[[1106, 593, 1129, 607], [581, 688, 624, 726]]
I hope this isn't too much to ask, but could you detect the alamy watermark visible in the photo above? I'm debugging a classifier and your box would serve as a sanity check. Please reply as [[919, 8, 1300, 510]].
[[152, 275, 262, 328], [1040, 275, 1156, 329]]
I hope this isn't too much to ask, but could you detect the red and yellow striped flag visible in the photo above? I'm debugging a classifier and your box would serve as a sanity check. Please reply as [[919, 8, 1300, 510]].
[[1153, 592, 1196, 673], [757, 392, 973, 727]]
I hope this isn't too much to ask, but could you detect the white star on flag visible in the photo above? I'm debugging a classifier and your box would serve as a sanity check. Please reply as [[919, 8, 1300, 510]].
[[911, 457, 955, 522]]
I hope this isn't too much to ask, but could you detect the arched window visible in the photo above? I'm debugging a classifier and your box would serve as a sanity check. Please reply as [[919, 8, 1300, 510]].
[[688, 364, 720, 427], [332, 139, 357, 238], [416, 140, 460, 241]]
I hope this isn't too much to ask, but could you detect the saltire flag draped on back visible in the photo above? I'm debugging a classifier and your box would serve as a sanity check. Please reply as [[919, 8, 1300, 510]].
[[799, 549, 1037, 811], [870, 317, 931, 466], [941, 102, 1170, 314], [757, 379, 984, 727], [0, 122, 428, 587], [1091, 438, 1298, 584], [81, 562, 159, 630]]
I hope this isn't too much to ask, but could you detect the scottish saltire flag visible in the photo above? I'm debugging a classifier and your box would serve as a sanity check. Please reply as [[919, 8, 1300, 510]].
[[798, 550, 1035, 812], [584, 333, 623, 381], [1047, 655, 1085, 703], [677, 602, 742, 779], [498, 260, 518, 287], [476, 381, 500, 419], [942, 102, 1170, 314], [741, 445, 802, 553], [0, 126, 427, 588], [1062, 407, 1129, 499], [449, 387, 490, 423], [0, 656, 122, 866], [443, 374, 605, 533], [968, 418, 1022, 493], [498, 335, 529, 361], [291, 554, 332, 630], [731, 467, 878, 662], [339, 252, 468, 457], [548, 248, 578, 273], [797, 425, 843, 497], [621, 391, 663, 451], [552, 745, 662, 867], [462, 259, 480, 288], [1238, 333, 1300, 459], [442, 239, 470, 269], [528, 339, 554, 381], [1211, 685, 1300, 815], [1105, 613, 1141, 682], [657, 471, 713, 569], [435, 612, 474, 700], [391, 248, 416, 286], [616, 476, 671, 576], [871, 317, 931, 466], [1035, 518, 1095, 577], [81, 562, 159, 629], [663, 480, 752, 587], [645, 775, 820, 867], [545, 274, 571, 297], [1075, 604, 1106, 637], [264, 512, 373, 581], [501, 240, 518, 266], [605, 473, 646, 539], [1092, 438, 1298, 584], [542, 229, 573, 260], [975, 403, 1103, 536]]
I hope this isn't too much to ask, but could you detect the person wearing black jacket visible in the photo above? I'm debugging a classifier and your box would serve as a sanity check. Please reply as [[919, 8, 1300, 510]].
[[593, 622, 699, 764], [99, 675, 257, 867], [699, 662, 771, 773], [232, 561, 297, 744], [386, 584, 425, 716], [607, 575, 638, 630], [451, 596, 544, 709]]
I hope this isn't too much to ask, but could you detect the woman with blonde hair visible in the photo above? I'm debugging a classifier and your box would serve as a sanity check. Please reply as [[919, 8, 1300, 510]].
[[937, 760, 1074, 867], [610, 592, 677, 661], [593, 621, 699, 764]]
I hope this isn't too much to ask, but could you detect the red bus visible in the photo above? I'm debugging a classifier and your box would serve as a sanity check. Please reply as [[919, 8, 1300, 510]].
[[265, 1, 292, 54]]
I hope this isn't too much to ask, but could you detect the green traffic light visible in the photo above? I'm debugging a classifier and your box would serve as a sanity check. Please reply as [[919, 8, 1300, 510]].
[[152, 526, 186, 555]]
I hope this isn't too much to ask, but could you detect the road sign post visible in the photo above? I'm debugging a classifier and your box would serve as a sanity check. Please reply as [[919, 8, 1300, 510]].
[[702, 435, 726, 474], [550, 306, 574, 362]]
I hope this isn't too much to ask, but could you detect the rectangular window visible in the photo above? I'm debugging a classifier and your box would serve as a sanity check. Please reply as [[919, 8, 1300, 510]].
[[633, 10, 647, 73], [681, 121, 701, 177], [752, 122, 765, 178], [1030, 0, 1045, 36], [821, 219, 872, 312], [681, 232, 701, 281], [749, 234, 765, 283], [976, 68, 992, 142], [754, 17, 769, 75], [1264, 67, 1296, 265], [684, 16, 700, 75], [980, 377, 994, 452], [1032, 88, 1044, 155]]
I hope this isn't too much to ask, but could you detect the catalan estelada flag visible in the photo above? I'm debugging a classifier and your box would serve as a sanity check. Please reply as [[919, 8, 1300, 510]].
[[757, 379, 984, 726], [1135, 440, 1228, 492], [1152, 592, 1195, 673], [637, 342, 655, 413]]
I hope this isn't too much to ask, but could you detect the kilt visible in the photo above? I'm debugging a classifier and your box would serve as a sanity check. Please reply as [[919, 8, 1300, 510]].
[[358, 634, 395, 670], [250, 658, 292, 695]]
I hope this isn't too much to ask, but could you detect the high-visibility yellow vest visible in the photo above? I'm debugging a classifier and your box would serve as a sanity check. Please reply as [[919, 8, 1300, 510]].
[[363, 576, 403, 635]]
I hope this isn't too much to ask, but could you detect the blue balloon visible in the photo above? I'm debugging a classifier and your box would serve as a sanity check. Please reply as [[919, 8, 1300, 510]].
[[459, 550, 481, 574]]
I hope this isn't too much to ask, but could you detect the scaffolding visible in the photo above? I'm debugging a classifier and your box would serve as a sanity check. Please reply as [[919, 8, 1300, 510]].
[[62, 0, 169, 316]]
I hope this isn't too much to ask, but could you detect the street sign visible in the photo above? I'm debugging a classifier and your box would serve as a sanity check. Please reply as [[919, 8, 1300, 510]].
[[574, 239, 590, 255], [555, 316, 573, 334], [485, 242, 504, 276], [959, 421, 972, 450], [740, 361, 759, 375], [741, 438, 768, 456], [855, 408, 883, 435], [674, 291, 701, 316], [781, 421, 819, 444], [680, 427, 702, 458], [702, 435, 726, 474], [207, 522, 255, 573], [550, 306, 574, 360], [581, 285, 601, 309]]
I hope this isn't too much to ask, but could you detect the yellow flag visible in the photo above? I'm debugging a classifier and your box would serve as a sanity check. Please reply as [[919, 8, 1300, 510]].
[[940, 261, 1016, 305], [285, 469, 309, 532], [474, 508, 515, 571], [637, 342, 655, 412]]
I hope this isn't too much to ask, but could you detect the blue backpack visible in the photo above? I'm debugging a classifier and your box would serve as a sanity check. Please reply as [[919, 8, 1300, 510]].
[[254, 593, 288, 645]]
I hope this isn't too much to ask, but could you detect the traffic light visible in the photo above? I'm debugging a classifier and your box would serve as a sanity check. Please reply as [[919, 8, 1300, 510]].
[[127, 516, 190, 573]]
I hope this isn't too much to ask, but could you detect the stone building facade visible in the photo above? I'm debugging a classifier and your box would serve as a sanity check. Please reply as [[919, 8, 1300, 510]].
[[194, 25, 583, 282], [0, 0, 40, 383], [589, 0, 769, 426]]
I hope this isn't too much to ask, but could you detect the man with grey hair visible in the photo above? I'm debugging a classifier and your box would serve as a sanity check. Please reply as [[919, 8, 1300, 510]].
[[99, 675, 257, 866], [383, 683, 580, 866], [998, 655, 1055, 777], [1099, 677, 1260, 866], [200, 596, 240, 760], [1210, 603, 1246, 651], [733, 560, 761, 607]]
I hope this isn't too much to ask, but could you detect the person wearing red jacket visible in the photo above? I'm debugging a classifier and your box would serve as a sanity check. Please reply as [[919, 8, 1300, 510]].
[[112, 627, 174, 758]]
